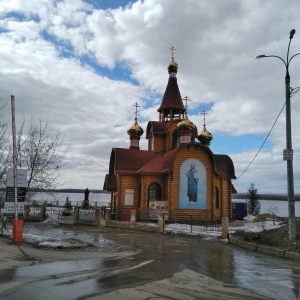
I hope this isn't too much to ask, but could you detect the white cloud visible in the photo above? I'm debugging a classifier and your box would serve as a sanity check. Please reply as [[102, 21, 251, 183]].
[[1, 0, 300, 193]]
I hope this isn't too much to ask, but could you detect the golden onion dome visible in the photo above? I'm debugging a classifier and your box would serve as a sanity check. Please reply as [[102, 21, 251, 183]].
[[198, 125, 213, 144], [177, 112, 195, 131], [168, 59, 178, 73], [127, 118, 144, 137]]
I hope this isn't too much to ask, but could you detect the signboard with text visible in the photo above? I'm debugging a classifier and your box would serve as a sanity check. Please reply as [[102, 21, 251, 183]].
[[4, 168, 27, 216], [283, 149, 293, 161], [6, 168, 27, 187]]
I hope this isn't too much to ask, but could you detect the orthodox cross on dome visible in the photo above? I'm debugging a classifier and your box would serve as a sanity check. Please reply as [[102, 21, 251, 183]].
[[183, 95, 190, 110], [170, 46, 176, 60], [133, 102, 141, 119], [201, 111, 207, 126]]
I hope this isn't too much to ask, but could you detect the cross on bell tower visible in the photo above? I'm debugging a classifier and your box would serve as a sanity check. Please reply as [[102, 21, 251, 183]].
[[170, 46, 175, 60], [133, 102, 141, 120], [183, 95, 190, 110], [201, 111, 207, 126]]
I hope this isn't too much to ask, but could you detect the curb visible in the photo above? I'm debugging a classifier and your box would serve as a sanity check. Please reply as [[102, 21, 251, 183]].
[[228, 235, 300, 261]]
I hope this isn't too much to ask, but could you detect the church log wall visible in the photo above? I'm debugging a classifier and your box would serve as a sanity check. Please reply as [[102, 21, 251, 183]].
[[117, 175, 139, 208], [166, 121, 180, 151], [212, 176, 232, 220], [153, 135, 165, 152]]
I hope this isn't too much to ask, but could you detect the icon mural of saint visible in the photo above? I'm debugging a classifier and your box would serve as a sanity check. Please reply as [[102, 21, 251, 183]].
[[186, 163, 199, 202]]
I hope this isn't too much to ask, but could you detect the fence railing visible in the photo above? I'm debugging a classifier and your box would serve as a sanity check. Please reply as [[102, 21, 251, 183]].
[[21, 204, 101, 225], [137, 208, 164, 221], [137, 208, 220, 225]]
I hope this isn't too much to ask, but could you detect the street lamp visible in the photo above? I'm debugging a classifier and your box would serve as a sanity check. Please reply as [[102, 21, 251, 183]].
[[256, 29, 300, 240]]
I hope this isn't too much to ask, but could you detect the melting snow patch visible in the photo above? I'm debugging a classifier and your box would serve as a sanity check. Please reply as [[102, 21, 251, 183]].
[[236, 220, 283, 233], [38, 238, 92, 249]]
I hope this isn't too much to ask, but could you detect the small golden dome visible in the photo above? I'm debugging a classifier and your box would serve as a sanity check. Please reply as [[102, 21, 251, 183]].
[[177, 112, 195, 131], [198, 125, 213, 145], [127, 118, 144, 137], [168, 59, 178, 73]]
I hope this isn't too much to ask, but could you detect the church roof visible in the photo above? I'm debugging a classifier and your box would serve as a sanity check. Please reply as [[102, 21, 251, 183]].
[[157, 76, 186, 113], [146, 121, 168, 138], [103, 174, 117, 191], [214, 154, 236, 179], [106, 146, 235, 180], [111, 148, 156, 174], [107, 147, 179, 175], [138, 148, 178, 174]]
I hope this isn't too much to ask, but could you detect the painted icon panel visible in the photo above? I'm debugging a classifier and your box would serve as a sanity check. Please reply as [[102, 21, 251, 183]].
[[179, 158, 206, 209]]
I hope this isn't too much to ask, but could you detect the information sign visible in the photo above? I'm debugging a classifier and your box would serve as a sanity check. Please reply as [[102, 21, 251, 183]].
[[6, 168, 27, 187], [283, 149, 293, 161], [4, 169, 27, 216]]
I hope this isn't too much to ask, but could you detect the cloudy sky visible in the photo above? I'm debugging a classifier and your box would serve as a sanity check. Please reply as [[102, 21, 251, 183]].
[[1, 0, 300, 194]]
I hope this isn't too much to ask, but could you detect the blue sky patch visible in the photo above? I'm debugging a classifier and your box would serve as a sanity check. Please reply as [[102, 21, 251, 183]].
[[212, 133, 273, 154], [85, 0, 132, 10]]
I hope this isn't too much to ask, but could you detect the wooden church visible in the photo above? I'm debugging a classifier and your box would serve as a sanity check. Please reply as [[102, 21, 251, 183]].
[[104, 50, 236, 223]]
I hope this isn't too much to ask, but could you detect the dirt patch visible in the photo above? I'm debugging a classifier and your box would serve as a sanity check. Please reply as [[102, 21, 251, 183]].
[[232, 216, 300, 253]]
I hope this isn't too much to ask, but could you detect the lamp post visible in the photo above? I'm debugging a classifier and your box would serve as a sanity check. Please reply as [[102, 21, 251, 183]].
[[256, 29, 299, 240]]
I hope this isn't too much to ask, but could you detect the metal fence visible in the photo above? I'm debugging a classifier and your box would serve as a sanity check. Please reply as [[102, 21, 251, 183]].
[[24, 206, 100, 224]]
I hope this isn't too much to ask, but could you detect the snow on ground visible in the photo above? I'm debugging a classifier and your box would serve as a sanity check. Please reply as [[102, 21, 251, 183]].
[[0, 213, 284, 249], [231, 215, 283, 233], [164, 214, 283, 238], [23, 232, 92, 249]]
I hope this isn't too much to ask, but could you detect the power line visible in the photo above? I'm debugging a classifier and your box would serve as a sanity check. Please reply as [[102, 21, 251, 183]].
[[233, 101, 286, 182]]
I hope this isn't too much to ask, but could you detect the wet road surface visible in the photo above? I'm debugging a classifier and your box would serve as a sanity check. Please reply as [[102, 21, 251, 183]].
[[0, 223, 300, 299]]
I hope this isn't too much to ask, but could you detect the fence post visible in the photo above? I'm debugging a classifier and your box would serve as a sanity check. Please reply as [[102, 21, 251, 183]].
[[95, 208, 101, 225], [130, 210, 137, 227], [158, 212, 164, 232], [74, 207, 79, 221], [40, 204, 46, 221], [24, 205, 30, 219], [105, 208, 111, 222], [222, 214, 229, 239]]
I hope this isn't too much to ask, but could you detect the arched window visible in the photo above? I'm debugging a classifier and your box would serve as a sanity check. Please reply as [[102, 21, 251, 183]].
[[148, 183, 161, 201], [215, 186, 220, 209], [149, 133, 154, 151], [138, 183, 141, 208], [172, 129, 180, 149]]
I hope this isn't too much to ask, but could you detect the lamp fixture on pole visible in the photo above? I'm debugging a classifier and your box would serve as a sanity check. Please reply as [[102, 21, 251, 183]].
[[256, 29, 300, 240]]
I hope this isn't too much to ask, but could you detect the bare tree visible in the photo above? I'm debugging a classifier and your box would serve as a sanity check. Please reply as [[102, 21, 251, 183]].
[[16, 117, 68, 198], [0, 99, 10, 205], [247, 183, 261, 216]]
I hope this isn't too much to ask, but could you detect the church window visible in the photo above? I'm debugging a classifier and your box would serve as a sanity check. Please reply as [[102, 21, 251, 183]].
[[138, 184, 141, 208], [149, 183, 161, 201], [149, 132, 154, 151], [215, 187, 220, 209], [148, 183, 162, 209], [172, 129, 180, 148]]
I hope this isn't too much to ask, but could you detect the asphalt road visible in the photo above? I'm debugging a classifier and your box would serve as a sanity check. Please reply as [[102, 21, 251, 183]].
[[0, 223, 299, 300]]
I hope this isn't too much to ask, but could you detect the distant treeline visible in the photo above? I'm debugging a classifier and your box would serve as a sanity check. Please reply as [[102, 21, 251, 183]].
[[233, 193, 300, 201]]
